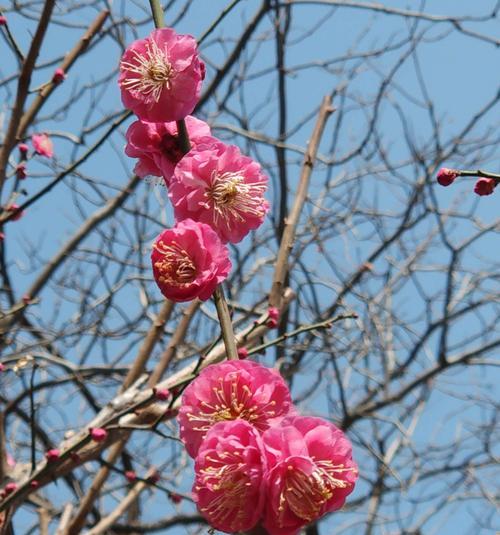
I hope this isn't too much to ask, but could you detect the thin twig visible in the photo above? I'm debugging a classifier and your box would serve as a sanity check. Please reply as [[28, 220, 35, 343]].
[[213, 286, 238, 360]]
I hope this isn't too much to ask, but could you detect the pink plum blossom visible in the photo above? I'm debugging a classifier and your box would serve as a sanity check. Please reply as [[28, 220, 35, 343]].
[[119, 28, 204, 122], [124, 115, 213, 184], [151, 219, 231, 303], [193, 420, 267, 533], [261, 415, 358, 535], [474, 177, 496, 196], [436, 167, 458, 187], [178, 359, 292, 458], [169, 140, 269, 243], [32, 133, 54, 158]]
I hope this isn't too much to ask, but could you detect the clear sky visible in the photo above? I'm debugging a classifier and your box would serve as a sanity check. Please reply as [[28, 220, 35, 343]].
[[1, 0, 499, 533]]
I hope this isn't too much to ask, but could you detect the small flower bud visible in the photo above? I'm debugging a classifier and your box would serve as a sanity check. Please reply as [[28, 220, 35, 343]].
[[146, 470, 160, 484], [18, 143, 29, 155], [169, 492, 182, 504], [436, 167, 458, 187], [125, 470, 137, 482], [6, 204, 24, 221], [90, 427, 108, 442], [45, 449, 60, 462], [474, 177, 496, 196], [30, 480, 40, 489], [52, 67, 66, 84], [16, 163, 27, 180], [0, 16, 6, 26], [154, 387, 170, 401], [268, 306, 280, 320], [0, 363, 5, 372], [266, 318, 278, 329], [237, 347, 249, 360], [4, 482, 17, 495]]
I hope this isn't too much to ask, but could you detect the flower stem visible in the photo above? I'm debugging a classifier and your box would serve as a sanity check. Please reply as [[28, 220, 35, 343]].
[[148, 0, 165, 28], [147, 0, 191, 153], [213, 286, 238, 360]]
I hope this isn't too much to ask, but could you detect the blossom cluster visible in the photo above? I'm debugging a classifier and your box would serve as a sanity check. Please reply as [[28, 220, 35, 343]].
[[178, 360, 358, 534], [119, 28, 269, 302]]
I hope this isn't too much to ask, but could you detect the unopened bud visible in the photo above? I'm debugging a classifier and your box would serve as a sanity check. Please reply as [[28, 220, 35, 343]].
[[52, 67, 66, 84], [90, 427, 108, 442], [474, 177, 496, 196], [436, 167, 458, 187]]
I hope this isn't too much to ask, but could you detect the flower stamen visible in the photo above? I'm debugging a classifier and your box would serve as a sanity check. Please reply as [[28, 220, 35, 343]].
[[121, 40, 174, 102], [206, 171, 267, 228], [153, 240, 196, 286]]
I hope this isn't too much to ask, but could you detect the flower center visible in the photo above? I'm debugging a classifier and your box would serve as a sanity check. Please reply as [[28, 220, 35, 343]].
[[197, 452, 248, 528], [153, 240, 197, 286], [206, 171, 266, 227], [278, 461, 356, 524], [186, 375, 276, 432], [121, 40, 174, 102]]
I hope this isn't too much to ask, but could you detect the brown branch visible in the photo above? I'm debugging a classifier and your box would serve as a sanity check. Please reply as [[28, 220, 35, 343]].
[[0, 0, 56, 196], [15, 10, 110, 141], [269, 95, 334, 308]]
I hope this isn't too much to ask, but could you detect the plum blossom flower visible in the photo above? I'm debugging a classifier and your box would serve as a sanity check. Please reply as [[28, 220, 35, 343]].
[[178, 359, 292, 458], [151, 219, 231, 303], [262, 416, 358, 535], [193, 420, 267, 533], [125, 115, 213, 184], [169, 140, 269, 243], [32, 133, 54, 158], [474, 177, 496, 196], [119, 28, 204, 122], [436, 167, 458, 187]]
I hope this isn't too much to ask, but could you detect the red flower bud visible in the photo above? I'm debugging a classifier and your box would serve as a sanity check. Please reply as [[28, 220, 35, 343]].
[[268, 306, 280, 320], [90, 427, 108, 442], [4, 482, 17, 495], [0, 16, 6, 26], [474, 177, 496, 196], [436, 167, 458, 187], [125, 470, 137, 482], [0, 363, 5, 372], [16, 163, 27, 180], [154, 387, 170, 401], [45, 449, 60, 462], [146, 470, 160, 484], [30, 480, 40, 489], [6, 204, 24, 221], [237, 347, 249, 360], [266, 318, 278, 329], [169, 492, 182, 504], [18, 143, 29, 154], [52, 67, 66, 84]]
